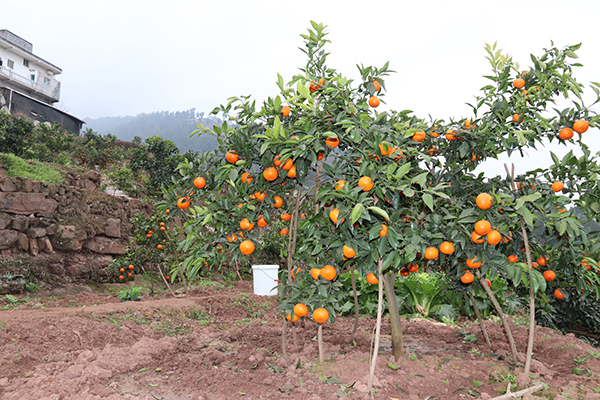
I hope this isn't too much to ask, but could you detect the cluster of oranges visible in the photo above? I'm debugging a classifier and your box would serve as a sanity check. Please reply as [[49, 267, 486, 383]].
[[176, 175, 209, 211], [118, 264, 135, 281]]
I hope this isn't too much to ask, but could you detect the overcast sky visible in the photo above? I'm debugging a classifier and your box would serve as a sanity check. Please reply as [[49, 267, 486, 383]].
[[2, 0, 599, 175]]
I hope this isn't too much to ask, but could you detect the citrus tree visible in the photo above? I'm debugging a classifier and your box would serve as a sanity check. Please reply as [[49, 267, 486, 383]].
[[169, 22, 599, 378]]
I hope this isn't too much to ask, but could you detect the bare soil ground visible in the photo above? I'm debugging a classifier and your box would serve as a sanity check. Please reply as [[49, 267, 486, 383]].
[[1, 280, 600, 400]]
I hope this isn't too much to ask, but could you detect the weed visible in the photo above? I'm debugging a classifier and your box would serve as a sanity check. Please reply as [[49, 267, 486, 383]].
[[4, 294, 18, 304], [588, 350, 600, 359], [186, 308, 210, 326], [0, 322, 4, 329], [151, 319, 189, 336], [24, 282, 39, 293], [573, 355, 590, 366], [119, 287, 143, 302]]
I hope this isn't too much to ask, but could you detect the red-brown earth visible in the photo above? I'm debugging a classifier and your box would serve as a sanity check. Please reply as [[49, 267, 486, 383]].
[[1, 280, 599, 400]]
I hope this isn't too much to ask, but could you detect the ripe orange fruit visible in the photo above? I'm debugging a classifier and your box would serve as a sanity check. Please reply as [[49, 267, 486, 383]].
[[543, 270, 556, 281], [280, 105, 290, 117], [157, 244, 163, 250], [320, 265, 337, 281], [487, 230, 502, 245], [485, 279, 492, 288], [165, 209, 170, 214], [226, 151, 239, 164], [286, 312, 299, 322], [573, 119, 589, 133], [239, 240, 255, 255], [379, 224, 388, 237], [310, 268, 321, 280], [128, 272, 133, 278], [177, 197, 190, 210], [461, 271, 475, 284], [358, 176, 373, 191], [257, 215, 267, 228], [537, 256, 548, 266], [335, 180, 346, 190], [372, 80, 381, 92], [407, 263, 419, 273], [312, 308, 329, 324], [551, 181, 564, 192], [309, 77, 325, 92], [165, 276, 170, 280], [471, 231, 484, 244], [512, 113, 522, 123], [445, 129, 458, 141], [368, 96, 380, 108], [263, 167, 278, 181], [293, 303, 309, 318], [412, 130, 426, 142], [466, 256, 482, 269], [240, 218, 254, 231], [366, 272, 379, 284], [287, 165, 297, 179], [317, 151, 324, 161], [281, 212, 292, 222], [160, 227, 165, 231], [128, 264, 134, 270], [513, 78, 525, 89], [440, 241, 455, 255], [427, 146, 437, 155], [476, 193, 493, 210], [378, 141, 392, 156], [554, 289, 565, 299], [280, 228, 289, 236], [474, 220, 492, 236], [343, 245, 356, 259], [273, 196, 283, 208], [507, 255, 518, 263], [120, 268, 125, 273], [253, 191, 266, 201], [325, 137, 340, 148], [119, 275, 124, 280], [424, 247, 439, 260], [399, 268, 410, 277], [329, 208, 344, 224], [281, 157, 293, 171], [558, 127, 574, 140], [273, 155, 283, 167], [194, 177, 206, 189]]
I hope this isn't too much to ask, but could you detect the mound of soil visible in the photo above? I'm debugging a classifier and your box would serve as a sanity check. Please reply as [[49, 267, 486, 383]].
[[1, 281, 599, 399]]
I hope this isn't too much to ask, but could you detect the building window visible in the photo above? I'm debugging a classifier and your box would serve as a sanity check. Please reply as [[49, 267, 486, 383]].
[[23, 59, 30, 67], [7, 59, 14, 69], [43, 77, 50, 84]]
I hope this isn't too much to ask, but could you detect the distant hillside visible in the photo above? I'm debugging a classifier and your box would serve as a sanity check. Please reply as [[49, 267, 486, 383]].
[[84, 109, 221, 153]]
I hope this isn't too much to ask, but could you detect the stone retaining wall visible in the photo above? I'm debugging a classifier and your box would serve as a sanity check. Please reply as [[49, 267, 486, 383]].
[[0, 171, 152, 293]]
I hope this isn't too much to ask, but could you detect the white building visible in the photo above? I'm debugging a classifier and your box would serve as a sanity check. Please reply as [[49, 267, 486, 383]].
[[0, 29, 83, 132]]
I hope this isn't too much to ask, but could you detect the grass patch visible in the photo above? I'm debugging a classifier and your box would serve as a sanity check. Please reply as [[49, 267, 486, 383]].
[[0, 153, 64, 184]]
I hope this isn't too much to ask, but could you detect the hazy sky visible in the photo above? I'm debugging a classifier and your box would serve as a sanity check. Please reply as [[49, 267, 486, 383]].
[[2, 0, 599, 174]]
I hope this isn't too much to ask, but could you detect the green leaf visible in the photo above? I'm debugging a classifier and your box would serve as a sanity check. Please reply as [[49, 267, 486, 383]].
[[472, 380, 484, 387], [387, 361, 399, 370], [367, 206, 390, 220], [423, 193, 434, 211], [394, 163, 411, 180], [517, 207, 534, 228], [351, 203, 365, 224]]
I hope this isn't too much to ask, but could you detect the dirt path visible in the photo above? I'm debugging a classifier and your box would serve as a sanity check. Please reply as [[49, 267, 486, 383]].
[[1, 282, 599, 400]]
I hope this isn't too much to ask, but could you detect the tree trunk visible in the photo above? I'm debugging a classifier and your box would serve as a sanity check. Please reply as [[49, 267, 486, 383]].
[[368, 257, 384, 393], [468, 286, 492, 349], [350, 263, 360, 335], [383, 270, 403, 360], [281, 318, 288, 358], [317, 323, 324, 363]]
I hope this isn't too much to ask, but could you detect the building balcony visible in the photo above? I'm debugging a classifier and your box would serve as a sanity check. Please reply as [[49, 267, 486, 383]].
[[0, 66, 60, 103]]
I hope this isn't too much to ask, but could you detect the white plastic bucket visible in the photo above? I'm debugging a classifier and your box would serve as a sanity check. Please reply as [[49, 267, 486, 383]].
[[252, 265, 279, 296]]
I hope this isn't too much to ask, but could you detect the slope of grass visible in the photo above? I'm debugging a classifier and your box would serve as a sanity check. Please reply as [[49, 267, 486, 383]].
[[0, 153, 65, 184]]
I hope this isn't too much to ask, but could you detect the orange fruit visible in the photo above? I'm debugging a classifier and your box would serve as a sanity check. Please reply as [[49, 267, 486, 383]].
[[239, 240, 255, 255], [366, 272, 379, 284], [466, 256, 482, 269], [512, 114, 522, 123], [329, 208, 344, 224], [257, 215, 268, 228], [280, 228, 289, 236], [573, 119, 589, 133], [537, 256, 548, 266], [286, 312, 299, 322], [317, 151, 324, 161], [372, 80, 381, 92], [273, 155, 283, 167], [343, 245, 356, 259], [507, 255, 518, 263], [358, 176, 373, 191], [194, 177, 206, 189], [160, 227, 165, 231], [335, 180, 346, 190], [177, 197, 190, 210], [427, 146, 437, 155], [165, 276, 170, 280], [399, 268, 410, 277], [320, 265, 337, 281], [487, 230, 502, 245], [312, 308, 329, 324], [378, 141, 392, 156], [280, 212, 292, 222], [293, 303, 309, 318], [513, 78, 525, 89], [474, 220, 492, 236], [461, 271, 475, 284], [471, 231, 484, 244], [157, 244, 163, 250], [558, 127, 574, 140], [412, 130, 426, 142], [424, 247, 439, 260], [253, 191, 266, 201], [240, 218, 254, 231], [165, 209, 170, 214], [119, 275, 124, 280], [310, 268, 321, 280], [476, 193, 493, 210], [280, 105, 290, 117], [379, 224, 388, 237], [225, 151, 239, 164], [281, 157, 293, 171], [325, 137, 340, 148], [551, 181, 563, 192], [485, 279, 492, 288], [128, 272, 132, 278], [120, 268, 125, 273], [263, 167, 278, 181], [440, 241, 455, 255], [128, 265, 134, 270], [554, 289, 565, 299], [287, 165, 297, 179], [368, 96, 380, 108], [543, 270, 556, 281], [445, 129, 458, 141], [273, 196, 283, 208], [407, 263, 419, 273]]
